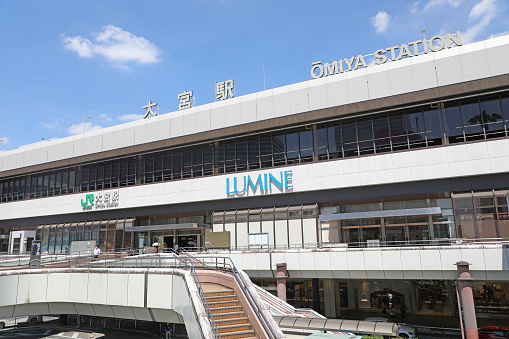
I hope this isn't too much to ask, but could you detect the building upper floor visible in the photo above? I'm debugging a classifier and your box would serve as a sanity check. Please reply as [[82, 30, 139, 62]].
[[1, 33, 508, 176]]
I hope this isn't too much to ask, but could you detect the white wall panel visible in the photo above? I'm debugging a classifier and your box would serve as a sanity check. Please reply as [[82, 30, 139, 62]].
[[410, 54, 437, 92], [346, 71, 368, 104], [239, 94, 257, 124], [388, 59, 413, 96], [485, 38, 509, 76], [271, 88, 291, 118], [274, 220, 288, 248], [366, 65, 391, 100], [195, 108, 211, 133], [435, 52, 463, 86], [224, 223, 236, 248], [224, 101, 242, 128], [288, 219, 302, 246], [460, 49, 490, 82], [307, 78, 328, 111], [256, 91, 274, 121], [290, 88, 309, 115], [326, 76, 348, 107]]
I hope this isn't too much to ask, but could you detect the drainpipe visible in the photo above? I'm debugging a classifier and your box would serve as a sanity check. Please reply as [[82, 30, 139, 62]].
[[276, 263, 287, 302], [455, 261, 478, 339]]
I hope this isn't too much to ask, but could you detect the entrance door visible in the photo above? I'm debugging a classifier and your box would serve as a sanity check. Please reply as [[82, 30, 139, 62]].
[[177, 235, 200, 251]]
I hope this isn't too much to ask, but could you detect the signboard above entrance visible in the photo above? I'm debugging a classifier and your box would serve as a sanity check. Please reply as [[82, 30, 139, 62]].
[[311, 31, 462, 79]]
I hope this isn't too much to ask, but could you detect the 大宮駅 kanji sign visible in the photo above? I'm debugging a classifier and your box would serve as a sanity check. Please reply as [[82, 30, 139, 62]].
[[310, 31, 462, 79]]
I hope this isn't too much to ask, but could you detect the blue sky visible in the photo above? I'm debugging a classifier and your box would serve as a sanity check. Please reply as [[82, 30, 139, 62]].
[[0, 0, 507, 151]]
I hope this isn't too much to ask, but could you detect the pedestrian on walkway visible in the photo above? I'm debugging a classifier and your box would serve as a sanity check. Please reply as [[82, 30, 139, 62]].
[[92, 245, 101, 260], [389, 305, 396, 322], [401, 301, 406, 320], [165, 323, 172, 339]]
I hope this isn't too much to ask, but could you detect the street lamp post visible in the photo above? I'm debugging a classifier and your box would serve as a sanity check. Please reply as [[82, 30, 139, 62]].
[[83, 116, 92, 134]]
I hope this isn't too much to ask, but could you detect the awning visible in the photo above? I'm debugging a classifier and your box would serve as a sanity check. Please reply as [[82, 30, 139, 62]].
[[319, 207, 442, 221], [125, 223, 199, 232]]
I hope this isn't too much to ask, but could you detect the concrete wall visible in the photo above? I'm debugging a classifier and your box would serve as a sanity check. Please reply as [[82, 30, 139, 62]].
[[202, 244, 509, 281], [1, 35, 508, 172], [1, 138, 509, 222], [0, 268, 211, 339]]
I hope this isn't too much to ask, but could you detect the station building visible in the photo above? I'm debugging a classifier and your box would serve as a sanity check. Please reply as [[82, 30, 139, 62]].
[[1, 32, 509, 324]]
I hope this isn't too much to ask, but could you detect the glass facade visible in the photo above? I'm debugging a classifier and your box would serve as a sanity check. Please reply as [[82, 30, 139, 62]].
[[1, 91, 509, 204]]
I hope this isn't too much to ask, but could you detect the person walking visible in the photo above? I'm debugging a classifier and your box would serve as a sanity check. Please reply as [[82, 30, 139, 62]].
[[92, 245, 101, 260], [389, 305, 396, 322], [165, 323, 172, 339], [173, 243, 180, 256]]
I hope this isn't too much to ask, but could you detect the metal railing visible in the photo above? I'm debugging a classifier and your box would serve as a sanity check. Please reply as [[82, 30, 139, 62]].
[[71, 254, 279, 339]]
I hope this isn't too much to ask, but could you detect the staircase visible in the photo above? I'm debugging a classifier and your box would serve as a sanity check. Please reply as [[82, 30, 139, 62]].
[[202, 283, 257, 339]]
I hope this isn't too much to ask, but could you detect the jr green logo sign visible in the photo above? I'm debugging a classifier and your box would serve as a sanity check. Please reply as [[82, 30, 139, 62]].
[[81, 194, 94, 210]]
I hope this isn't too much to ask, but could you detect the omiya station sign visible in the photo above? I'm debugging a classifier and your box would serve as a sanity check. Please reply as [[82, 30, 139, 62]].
[[310, 31, 462, 79]]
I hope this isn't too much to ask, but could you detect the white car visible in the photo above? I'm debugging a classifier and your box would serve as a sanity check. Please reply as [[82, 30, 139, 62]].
[[364, 317, 416, 338], [0, 316, 40, 329]]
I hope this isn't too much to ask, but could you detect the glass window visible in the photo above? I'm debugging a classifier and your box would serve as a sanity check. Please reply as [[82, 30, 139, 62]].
[[173, 151, 182, 179], [104, 163, 112, 188], [112, 162, 120, 187], [300, 129, 313, 160], [260, 135, 272, 168], [406, 108, 427, 148], [389, 113, 408, 151], [286, 130, 299, 163], [120, 161, 129, 185], [313, 125, 328, 159], [248, 138, 260, 169], [341, 122, 357, 157], [372, 115, 391, 153], [357, 119, 374, 155], [327, 124, 342, 158], [273, 133, 286, 166], [144, 157, 153, 183], [236, 139, 247, 171], [162, 152, 172, 181], [203, 146, 214, 176], [183, 149, 192, 178], [443, 101, 464, 143], [502, 93, 509, 132], [49, 174, 55, 196], [455, 208, 477, 239], [480, 96, 505, 139], [224, 141, 236, 173], [423, 108, 443, 146], [128, 160, 136, 185], [193, 147, 203, 177], [460, 99, 484, 141], [215, 143, 225, 173]]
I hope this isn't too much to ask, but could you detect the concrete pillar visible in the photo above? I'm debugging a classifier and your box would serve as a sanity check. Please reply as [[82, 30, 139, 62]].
[[312, 278, 320, 313], [276, 263, 287, 302], [323, 279, 340, 318], [456, 261, 478, 339]]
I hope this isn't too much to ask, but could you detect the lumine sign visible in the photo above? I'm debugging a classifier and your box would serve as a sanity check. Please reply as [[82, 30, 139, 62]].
[[311, 31, 462, 79]]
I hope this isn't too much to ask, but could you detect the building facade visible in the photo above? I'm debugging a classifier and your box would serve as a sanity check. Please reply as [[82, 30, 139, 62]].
[[1, 33, 509, 324]]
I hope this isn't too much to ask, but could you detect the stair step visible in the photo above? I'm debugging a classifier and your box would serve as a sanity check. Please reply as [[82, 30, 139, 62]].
[[207, 300, 240, 308], [214, 317, 249, 326], [219, 330, 257, 339], [211, 312, 246, 320], [206, 295, 238, 302], [217, 324, 253, 333], [209, 306, 243, 314], [204, 291, 235, 297]]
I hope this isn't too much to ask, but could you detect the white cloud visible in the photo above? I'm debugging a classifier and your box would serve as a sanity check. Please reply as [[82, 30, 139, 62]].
[[371, 11, 391, 34], [463, 0, 497, 43], [98, 113, 112, 122], [62, 25, 161, 69], [0, 136, 9, 144], [68, 122, 104, 135], [117, 114, 144, 122], [422, 0, 462, 11], [38, 119, 61, 129]]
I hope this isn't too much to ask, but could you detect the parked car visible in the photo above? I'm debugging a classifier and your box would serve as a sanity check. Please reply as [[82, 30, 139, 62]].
[[478, 326, 509, 338], [364, 317, 416, 338], [0, 316, 40, 329]]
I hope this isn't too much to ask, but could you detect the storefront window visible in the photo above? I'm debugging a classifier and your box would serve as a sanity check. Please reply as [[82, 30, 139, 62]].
[[416, 280, 451, 315], [473, 282, 509, 315]]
